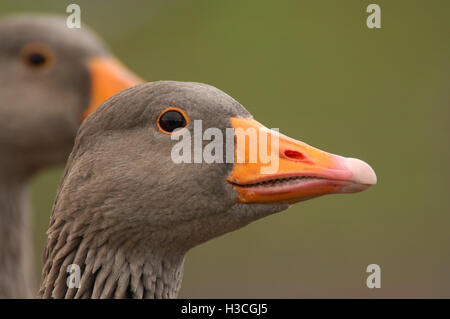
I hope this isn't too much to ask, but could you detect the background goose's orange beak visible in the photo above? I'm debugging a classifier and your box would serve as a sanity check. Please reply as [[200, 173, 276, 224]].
[[228, 117, 377, 204], [83, 57, 143, 119]]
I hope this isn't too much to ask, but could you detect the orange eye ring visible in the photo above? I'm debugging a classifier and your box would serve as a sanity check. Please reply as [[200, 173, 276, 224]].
[[157, 107, 190, 135], [20, 42, 55, 70]]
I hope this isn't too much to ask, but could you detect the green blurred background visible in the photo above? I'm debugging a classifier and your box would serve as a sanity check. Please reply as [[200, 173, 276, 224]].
[[1, 0, 449, 298]]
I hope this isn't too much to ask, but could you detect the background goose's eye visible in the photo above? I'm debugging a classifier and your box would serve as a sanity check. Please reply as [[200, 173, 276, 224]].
[[157, 108, 188, 134], [21, 43, 54, 69], [26, 52, 47, 66]]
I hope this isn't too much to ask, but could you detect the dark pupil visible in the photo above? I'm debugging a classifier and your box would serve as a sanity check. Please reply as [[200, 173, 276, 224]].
[[159, 111, 186, 132], [28, 52, 46, 66]]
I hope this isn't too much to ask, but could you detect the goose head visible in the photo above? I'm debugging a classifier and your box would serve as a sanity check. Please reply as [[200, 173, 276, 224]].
[[42, 81, 376, 299], [0, 15, 141, 175]]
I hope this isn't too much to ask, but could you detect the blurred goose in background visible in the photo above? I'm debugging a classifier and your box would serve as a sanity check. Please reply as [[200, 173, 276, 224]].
[[0, 15, 141, 298], [39, 81, 376, 298]]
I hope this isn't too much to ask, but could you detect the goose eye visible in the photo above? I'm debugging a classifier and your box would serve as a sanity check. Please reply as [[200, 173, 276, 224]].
[[27, 52, 47, 66], [21, 43, 54, 69], [157, 108, 189, 134]]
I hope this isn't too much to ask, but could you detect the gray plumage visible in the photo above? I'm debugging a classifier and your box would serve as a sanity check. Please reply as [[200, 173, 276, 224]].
[[0, 14, 112, 298], [39, 81, 288, 298]]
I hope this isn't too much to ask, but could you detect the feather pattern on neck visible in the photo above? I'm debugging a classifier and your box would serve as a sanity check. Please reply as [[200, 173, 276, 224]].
[[39, 210, 185, 299]]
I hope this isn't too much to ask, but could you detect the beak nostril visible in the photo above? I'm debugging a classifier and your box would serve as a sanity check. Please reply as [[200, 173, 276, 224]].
[[284, 150, 306, 161]]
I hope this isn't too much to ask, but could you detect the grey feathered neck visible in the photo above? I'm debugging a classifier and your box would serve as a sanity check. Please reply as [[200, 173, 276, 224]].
[[0, 172, 34, 298], [39, 210, 185, 298]]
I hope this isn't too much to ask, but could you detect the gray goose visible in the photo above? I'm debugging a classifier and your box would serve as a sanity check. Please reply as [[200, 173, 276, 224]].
[[39, 81, 376, 299], [0, 15, 141, 298]]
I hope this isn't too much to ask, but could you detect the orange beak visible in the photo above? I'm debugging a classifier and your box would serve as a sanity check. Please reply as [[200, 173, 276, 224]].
[[227, 117, 377, 204], [82, 57, 143, 120]]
